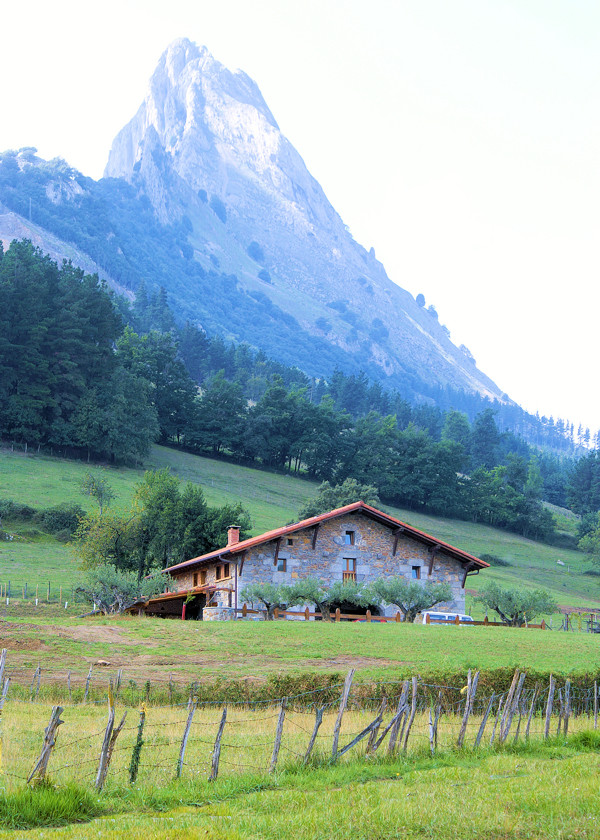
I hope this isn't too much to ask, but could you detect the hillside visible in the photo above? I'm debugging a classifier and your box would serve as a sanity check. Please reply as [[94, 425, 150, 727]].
[[0, 445, 596, 611]]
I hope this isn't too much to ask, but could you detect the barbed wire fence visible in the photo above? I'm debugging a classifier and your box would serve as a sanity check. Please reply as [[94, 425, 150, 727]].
[[1, 649, 599, 794]]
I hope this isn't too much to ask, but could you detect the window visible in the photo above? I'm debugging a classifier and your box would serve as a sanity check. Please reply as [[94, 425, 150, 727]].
[[215, 563, 231, 581], [277, 557, 287, 572], [411, 565, 421, 579], [344, 531, 355, 545], [193, 570, 207, 587], [223, 563, 230, 579], [193, 572, 198, 587], [286, 538, 294, 546], [216, 566, 222, 581], [343, 557, 356, 582]]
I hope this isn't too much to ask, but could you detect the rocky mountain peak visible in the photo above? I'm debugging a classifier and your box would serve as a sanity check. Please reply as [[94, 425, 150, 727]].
[[103, 39, 506, 404]]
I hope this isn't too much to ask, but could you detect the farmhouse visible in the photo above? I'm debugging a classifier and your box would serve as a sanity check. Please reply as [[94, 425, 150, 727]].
[[138, 502, 488, 620]]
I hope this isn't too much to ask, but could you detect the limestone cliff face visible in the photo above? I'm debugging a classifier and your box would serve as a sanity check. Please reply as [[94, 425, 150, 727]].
[[105, 39, 504, 401]]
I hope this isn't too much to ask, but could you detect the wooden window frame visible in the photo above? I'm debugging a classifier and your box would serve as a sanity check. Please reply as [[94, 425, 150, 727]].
[[277, 557, 287, 573], [216, 563, 232, 581], [343, 557, 356, 582], [411, 565, 421, 580], [344, 530, 355, 546]]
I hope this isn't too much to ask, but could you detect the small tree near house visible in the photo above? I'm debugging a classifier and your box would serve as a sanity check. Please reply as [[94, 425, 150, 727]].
[[475, 582, 558, 627], [287, 577, 371, 621], [367, 578, 452, 623], [77, 564, 173, 614], [240, 582, 293, 620]]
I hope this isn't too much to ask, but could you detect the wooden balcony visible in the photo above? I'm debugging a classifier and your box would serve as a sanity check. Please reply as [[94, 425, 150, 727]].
[[342, 571, 356, 582]]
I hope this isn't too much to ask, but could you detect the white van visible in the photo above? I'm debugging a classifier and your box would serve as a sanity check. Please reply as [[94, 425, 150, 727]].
[[421, 611, 474, 625]]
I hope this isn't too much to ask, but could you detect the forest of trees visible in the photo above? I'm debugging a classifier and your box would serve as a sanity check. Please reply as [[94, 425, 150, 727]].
[[1, 239, 596, 546]]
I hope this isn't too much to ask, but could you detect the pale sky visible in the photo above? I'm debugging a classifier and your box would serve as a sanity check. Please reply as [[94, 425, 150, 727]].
[[2, 0, 599, 434]]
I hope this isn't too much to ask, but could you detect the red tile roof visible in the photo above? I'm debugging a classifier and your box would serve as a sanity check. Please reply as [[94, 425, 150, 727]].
[[162, 501, 488, 575]]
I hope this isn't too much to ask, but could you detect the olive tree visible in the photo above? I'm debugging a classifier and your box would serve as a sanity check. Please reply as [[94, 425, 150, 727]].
[[368, 577, 453, 622], [240, 582, 293, 620], [475, 582, 558, 627], [77, 564, 173, 614], [288, 577, 371, 621]]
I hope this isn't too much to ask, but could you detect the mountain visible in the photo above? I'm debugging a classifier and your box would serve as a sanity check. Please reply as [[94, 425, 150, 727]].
[[0, 38, 507, 407], [104, 39, 505, 402]]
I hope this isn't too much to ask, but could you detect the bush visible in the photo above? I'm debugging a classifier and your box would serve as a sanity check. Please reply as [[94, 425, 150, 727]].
[[258, 269, 272, 283], [209, 195, 227, 223], [247, 241, 265, 263], [479, 553, 511, 567], [315, 316, 331, 333], [34, 503, 85, 536], [0, 498, 35, 520]]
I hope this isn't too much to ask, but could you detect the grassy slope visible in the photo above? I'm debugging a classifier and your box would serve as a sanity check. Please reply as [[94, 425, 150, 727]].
[[1, 444, 598, 610], [2, 612, 600, 688]]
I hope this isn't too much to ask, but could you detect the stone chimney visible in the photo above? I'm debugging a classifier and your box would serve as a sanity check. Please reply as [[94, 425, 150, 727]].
[[227, 525, 240, 547]]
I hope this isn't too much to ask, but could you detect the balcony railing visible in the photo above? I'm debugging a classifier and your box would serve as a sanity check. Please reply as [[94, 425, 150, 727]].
[[342, 571, 356, 582]]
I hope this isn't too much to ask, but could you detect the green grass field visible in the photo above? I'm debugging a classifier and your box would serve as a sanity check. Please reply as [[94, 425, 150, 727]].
[[2, 614, 600, 692], [3, 446, 600, 837], [2, 706, 600, 839], [1, 444, 598, 610]]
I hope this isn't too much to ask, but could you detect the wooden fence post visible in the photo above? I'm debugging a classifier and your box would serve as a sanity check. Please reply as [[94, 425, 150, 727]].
[[490, 695, 505, 745], [209, 707, 227, 781], [387, 680, 409, 755], [366, 698, 387, 754], [336, 713, 383, 759], [395, 612, 401, 623], [524, 685, 539, 741], [27, 706, 64, 784], [176, 697, 197, 779], [366, 610, 372, 623], [544, 675, 556, 739], [594, 681, 598, 730], [30, 665, 41, 702], [563, 680, 572, 737], [402, 677, 419, 753], [269, 699, 287, 773], [303, 706, 324, 765], [498, 670, 519, 740], [556, 688, 564, 736], [331, 670, 355, 759], [335, 608, 341, 622], [475, 692, 495, 748], [96, 685, 127, 791], [83, 665, 93, 704], [304, 606, 310, 621], [499, 672, 526, 744], [0, 650, 7, 778], [128, 705, 147, 784], [457, 670, 479, 748]]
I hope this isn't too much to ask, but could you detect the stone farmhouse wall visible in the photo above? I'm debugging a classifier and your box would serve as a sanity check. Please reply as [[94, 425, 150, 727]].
[[172, 513, 466, 616]]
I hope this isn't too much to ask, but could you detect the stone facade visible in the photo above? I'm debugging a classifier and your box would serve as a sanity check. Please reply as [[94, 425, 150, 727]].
[[170, 511, 468, 618]]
